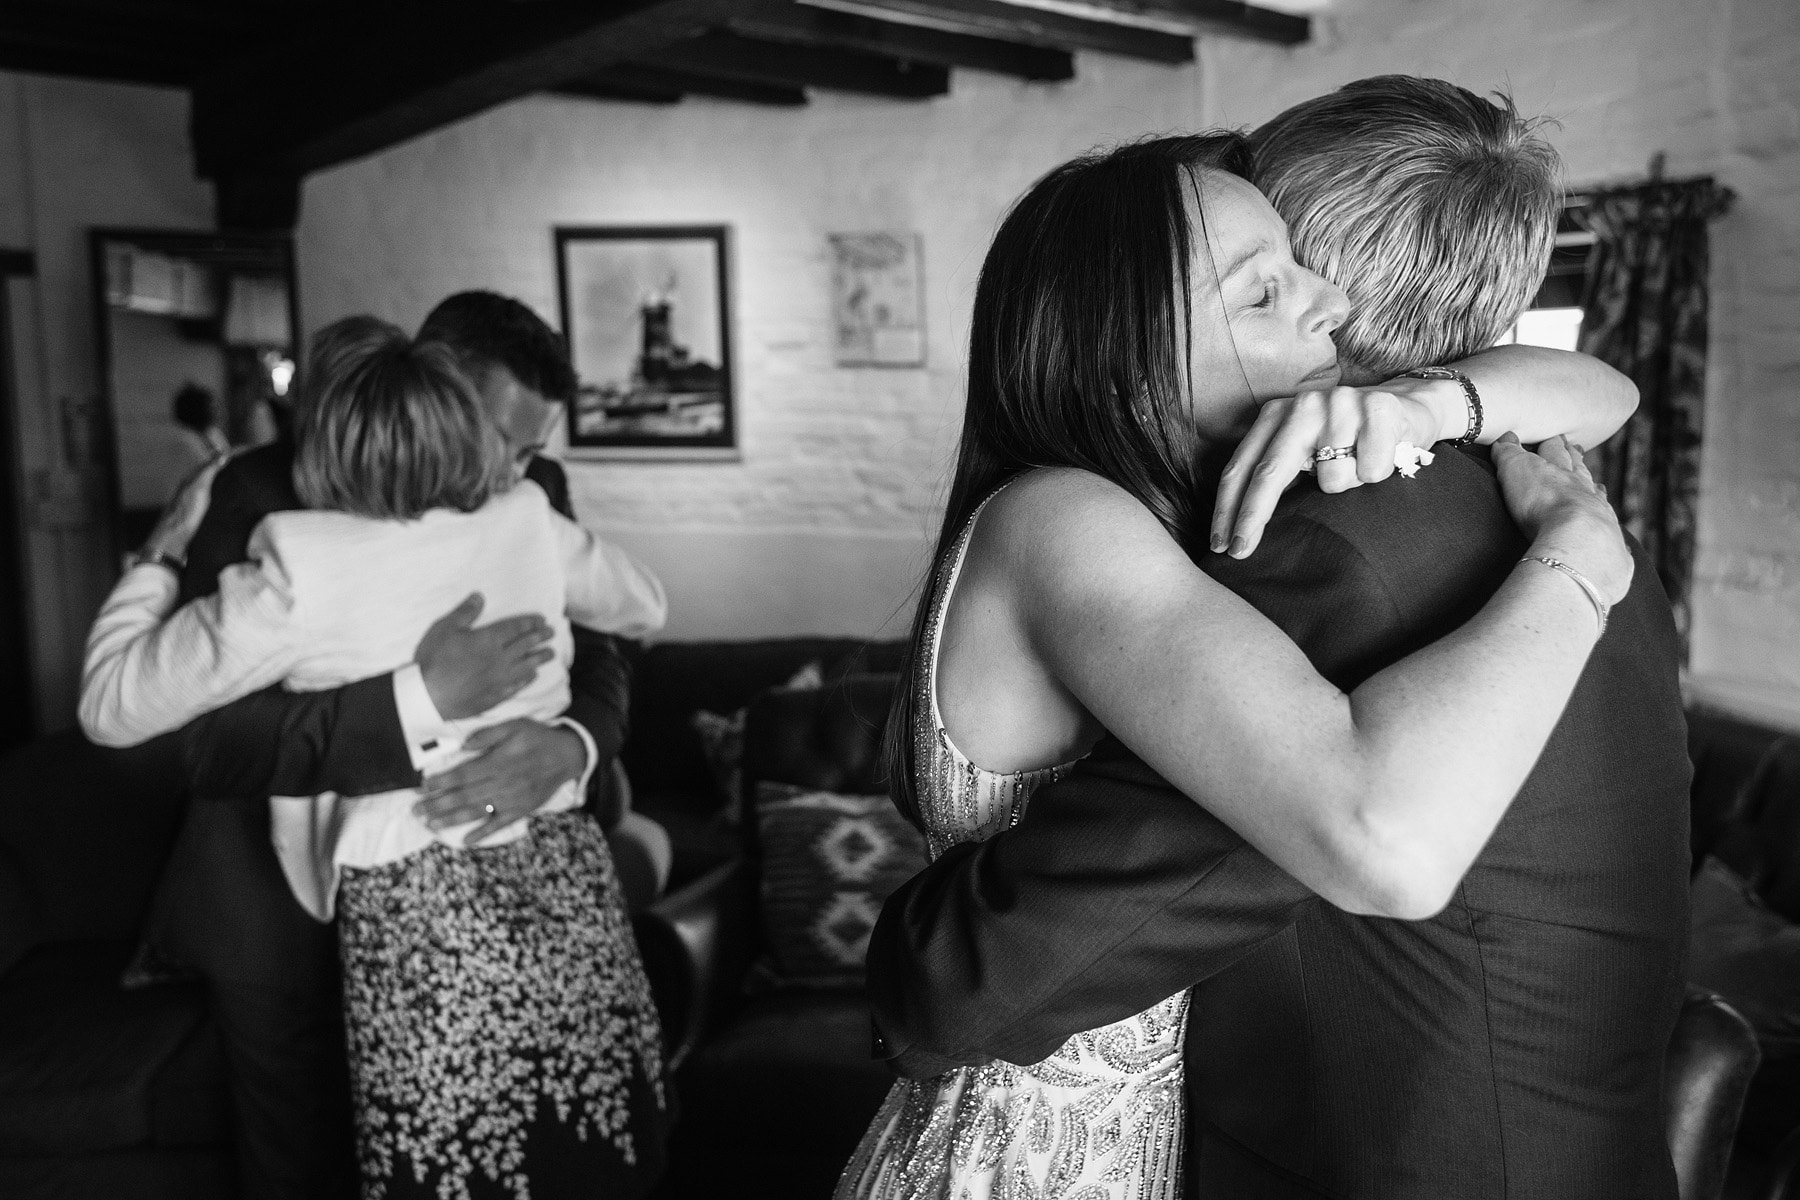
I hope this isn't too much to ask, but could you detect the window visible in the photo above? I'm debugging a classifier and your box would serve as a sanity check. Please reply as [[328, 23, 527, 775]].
[[1496, 200, 1594, 351]]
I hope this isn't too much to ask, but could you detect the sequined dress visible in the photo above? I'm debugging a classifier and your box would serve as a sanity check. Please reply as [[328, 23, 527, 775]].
[[837, 487, 1190, 1200]]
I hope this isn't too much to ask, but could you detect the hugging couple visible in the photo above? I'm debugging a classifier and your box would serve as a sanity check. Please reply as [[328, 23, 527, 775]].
[[839, 76, 1689, 1199]]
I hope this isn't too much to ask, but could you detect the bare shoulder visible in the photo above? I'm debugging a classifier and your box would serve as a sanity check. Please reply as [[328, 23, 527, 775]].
[[977, 467, 1181, 579]]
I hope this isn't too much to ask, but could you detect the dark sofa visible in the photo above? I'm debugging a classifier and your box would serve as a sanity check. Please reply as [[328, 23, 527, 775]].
[[4, 640, 1799, 1200], [0, 732, 233, 1200]]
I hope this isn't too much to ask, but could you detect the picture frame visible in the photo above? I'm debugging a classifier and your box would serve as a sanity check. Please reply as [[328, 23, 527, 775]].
[[830, 231, 925, 367], [554, 225, 737, 460]]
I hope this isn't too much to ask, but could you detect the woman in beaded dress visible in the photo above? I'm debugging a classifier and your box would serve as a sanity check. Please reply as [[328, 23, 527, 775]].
[[838, 133, 1637, 1199]]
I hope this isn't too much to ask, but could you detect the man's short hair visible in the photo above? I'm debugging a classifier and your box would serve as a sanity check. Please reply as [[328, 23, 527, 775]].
[[1250, 76, 1562, 382], [293, 317, 504, 521], [416, 291, 578, 403]]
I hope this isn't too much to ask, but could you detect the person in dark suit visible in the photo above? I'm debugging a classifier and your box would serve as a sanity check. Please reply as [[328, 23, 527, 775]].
[[142, 293, 644, 1200], [860, 80, 1690, 1199]]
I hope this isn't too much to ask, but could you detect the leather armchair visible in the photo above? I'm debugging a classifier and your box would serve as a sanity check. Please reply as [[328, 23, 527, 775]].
[[1756, 1125, 1800, 1200], [634, 674, 900, 1199], [1666, 988, 1762, 1200]]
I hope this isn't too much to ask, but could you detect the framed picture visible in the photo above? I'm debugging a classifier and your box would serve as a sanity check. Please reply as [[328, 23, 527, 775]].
[[554, 225, 736, 459], [830, 231, 925, 367]]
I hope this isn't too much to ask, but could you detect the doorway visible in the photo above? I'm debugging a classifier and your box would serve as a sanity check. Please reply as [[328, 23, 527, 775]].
[[0, 249, 35, 749]]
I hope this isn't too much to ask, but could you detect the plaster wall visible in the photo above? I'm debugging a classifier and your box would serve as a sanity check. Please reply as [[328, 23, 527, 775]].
[[297, 0, 1800, 725], [2, 0, 1796, 730], [0, 73, 213, 730]]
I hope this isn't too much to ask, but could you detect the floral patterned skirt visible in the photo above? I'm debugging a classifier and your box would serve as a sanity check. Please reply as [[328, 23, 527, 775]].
[[337, 811, 668, 1200]]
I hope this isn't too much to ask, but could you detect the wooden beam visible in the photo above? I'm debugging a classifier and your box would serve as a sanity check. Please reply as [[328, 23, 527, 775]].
[[643, 29, 950, 98], [552, 77, 687, 105], [559, 63, 809, 106], [0, 2, 245, 87], [192, 0, 744, 181], [727, 2, 1073, 81], [1031, 0, 1309, 44], [796, 0, 1194, 63]]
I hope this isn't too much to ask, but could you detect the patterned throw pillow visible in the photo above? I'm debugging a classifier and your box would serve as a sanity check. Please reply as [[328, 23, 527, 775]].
[[691, 660, 826, 822], [754, 783, 928, 988]]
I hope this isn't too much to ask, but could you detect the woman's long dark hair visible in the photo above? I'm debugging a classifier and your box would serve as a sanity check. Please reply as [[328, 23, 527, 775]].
[[885, 131, 1255, 830]]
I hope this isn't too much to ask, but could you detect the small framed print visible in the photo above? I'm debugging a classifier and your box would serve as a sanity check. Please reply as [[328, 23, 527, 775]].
[[830, 231, 924, 368], [555, 225, 736, 459]]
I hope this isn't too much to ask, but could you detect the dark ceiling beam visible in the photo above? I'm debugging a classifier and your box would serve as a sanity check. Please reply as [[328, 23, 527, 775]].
[[191, 0, 743, 182], [1074, 0, 1308, 44], [796, 0, 1194, 63], [643, 29, 950, 98], [0, 2, 247, 86], [558, 63, 809, 107], [552, 76, 687, 105], [726, 2, 1073, 81]]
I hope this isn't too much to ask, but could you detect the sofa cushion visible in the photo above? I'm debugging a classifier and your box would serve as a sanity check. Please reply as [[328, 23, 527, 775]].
[[0, 940, 228, 1155], [0, 732, 186, 948], [678, 991, 894, 1151], [753, 784, 927, 988], [623, 639, 905, 801], [0, 842, 35, 979], [1689, 856, 1800, 1057]]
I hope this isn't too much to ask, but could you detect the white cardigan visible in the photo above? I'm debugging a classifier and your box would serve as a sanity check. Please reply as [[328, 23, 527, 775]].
[[79, 481, 667, 919]]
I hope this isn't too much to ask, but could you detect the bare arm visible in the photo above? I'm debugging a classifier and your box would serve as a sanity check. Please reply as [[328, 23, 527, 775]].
[[993, 440, 1625, 920], [1413, 344, 1636, 450], [1214, 347, 1637, 555]]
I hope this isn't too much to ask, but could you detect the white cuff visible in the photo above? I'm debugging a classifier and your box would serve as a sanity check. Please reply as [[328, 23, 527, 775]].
[[543, 716, 599, 815], [392, 663, 457, 774]]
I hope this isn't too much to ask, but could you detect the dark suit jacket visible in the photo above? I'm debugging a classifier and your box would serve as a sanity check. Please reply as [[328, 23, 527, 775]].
[[179, 440, 634, 803], [866, 447, 1691, 1199]]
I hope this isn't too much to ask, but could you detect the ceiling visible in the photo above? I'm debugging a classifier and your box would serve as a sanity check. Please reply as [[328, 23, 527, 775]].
[[0, 0, 1310, 225]]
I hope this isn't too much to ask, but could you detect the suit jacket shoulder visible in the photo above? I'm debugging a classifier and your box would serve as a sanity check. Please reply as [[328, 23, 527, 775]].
[[1203, 447, 1519, 690], [525, 454, 573, 519]]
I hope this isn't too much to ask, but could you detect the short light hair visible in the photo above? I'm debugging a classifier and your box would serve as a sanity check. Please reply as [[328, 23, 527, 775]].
[[1250, 76, 1562, 382], [292, 317, 506, 520]]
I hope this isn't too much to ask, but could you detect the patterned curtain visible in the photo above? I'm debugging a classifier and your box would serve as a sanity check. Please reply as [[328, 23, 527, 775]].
[[1578, 178, 1734, 652]]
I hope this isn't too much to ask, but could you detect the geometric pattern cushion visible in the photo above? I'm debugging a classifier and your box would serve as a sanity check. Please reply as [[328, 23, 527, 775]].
[[755, 783, 927, 987]]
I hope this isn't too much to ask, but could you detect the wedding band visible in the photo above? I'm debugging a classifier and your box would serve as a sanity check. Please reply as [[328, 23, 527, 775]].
[[1311, 444, 1356, 464], [483, 804, 495, 815]]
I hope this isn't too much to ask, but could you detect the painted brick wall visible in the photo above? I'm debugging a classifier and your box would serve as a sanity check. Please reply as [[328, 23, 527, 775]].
[[298, 0, 1800, 724], [2, 0, 1794, 729]]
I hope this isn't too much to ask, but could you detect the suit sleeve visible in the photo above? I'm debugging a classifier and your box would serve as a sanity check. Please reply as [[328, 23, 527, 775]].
[[532, 457, 641, 814], [869, 748, 1316, 1076], [177, 458, 417, 799], [868, 509, 1410, 1076]]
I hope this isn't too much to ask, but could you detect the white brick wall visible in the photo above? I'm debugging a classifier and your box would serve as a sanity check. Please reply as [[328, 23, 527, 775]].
[[300, 0, 1800, 726], [2, 0, 1795, 727]]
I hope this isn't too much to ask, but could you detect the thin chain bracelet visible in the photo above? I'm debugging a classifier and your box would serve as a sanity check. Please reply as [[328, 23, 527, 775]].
[[1520, 555, 1609, 637]]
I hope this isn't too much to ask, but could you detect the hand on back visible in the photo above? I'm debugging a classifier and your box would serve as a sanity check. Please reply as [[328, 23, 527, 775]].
[[415, 592, 554, 720], [1211, 384, 1446, 558], [141, 452, 232, 563], [1492, 433, 1633, 604]]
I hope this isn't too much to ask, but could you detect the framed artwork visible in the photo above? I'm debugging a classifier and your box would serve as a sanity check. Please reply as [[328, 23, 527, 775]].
[[830, 232, 925, 367], [554, 225, 736, 459]]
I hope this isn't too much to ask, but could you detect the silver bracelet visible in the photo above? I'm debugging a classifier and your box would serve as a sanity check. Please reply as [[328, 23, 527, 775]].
[[1519, 556, 1609, 637], [127, 549, 185, 575]]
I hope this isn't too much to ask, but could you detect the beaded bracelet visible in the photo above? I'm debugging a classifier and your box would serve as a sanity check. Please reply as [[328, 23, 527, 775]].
[[1403, 365, 1484, 446]]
